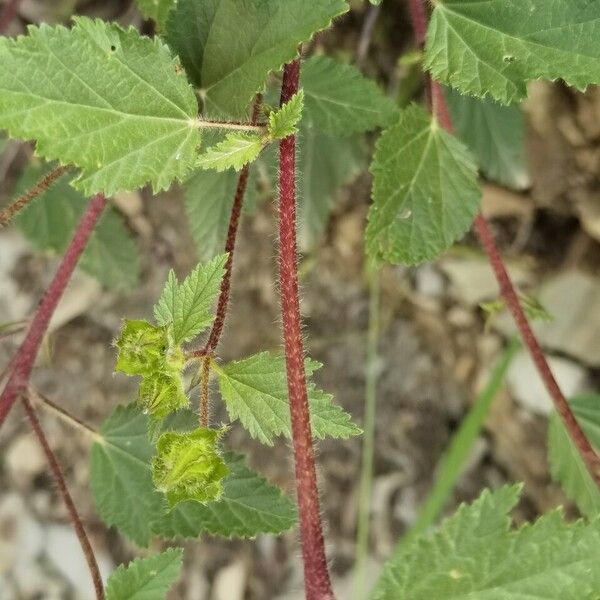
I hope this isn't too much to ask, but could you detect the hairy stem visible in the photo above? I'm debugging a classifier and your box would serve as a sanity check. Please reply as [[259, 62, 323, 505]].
[[278, 60, 334, 600], [199, 356, 211, 428], [411, 7, 600, 485], [22, 395, 105, 599], [0, 194, 107, 427], [0, 0, 22, 33], [408, 0, 429, 48], [0, 165, 69, 227]]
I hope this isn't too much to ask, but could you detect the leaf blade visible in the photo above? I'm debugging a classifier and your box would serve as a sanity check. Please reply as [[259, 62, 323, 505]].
[[0, 18, 199, 195], [366, 104, 480, 265]]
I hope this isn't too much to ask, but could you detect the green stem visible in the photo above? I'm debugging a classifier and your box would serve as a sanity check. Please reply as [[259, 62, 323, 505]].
[[352, 263, 381, 600]]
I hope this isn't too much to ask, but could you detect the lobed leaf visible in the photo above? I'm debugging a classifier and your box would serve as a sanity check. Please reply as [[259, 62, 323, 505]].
[[445, 88, 530, 190], [366, 104, 480, 265], [196, 133, 265, 172], [373, 484, 600, 599], [154, 255, 228, 344], [0, 18, 199, 195], [426, 1, 600, 104], [548, 394, 600, 520], [301, 56, 397, 135], [106, 548, 183, 600], [14, 163, 139, 289], [167, 0, 349, 117], [216, 351, 361, 446]]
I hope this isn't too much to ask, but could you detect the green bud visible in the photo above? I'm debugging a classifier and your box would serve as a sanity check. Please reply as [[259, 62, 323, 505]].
[[114, 320, 170, 376], [152, 428, 229, 508]]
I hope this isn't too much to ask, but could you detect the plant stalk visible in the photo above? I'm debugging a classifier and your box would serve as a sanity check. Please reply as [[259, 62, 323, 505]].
[[0, 194, 107, 427], [0, 165, 69, 227], [278, 59, 334, 600], [22, 394, 105, 599]]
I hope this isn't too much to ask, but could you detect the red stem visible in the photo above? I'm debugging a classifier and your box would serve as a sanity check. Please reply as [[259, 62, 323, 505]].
[[408, 0, 429, 48], [0, 194, 107, 427], [415, 14, 600, 485], [0, 165, 69, 227], [0, 0, 22, 33], [279, 60, 334, 600], [22, 395, 105, 599]]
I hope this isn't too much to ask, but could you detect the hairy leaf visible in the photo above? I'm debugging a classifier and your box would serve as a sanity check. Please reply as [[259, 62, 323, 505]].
[[298, 126, 364, 249], [301, 56, 396, 135], [366, 104, 480, 265], [0, 18, 200, 195], [196, 133, 265, 172], [167, 0, 349, 116], [426, 1, 600, 104], [14, 164, 139, 289], [151, 452, 297, 539], [549, 394, 600, 520], [106, 548, 183, 600], [153, 428, 229, 508], [445, 88, 530, 190], [373, 484, 600, 599], [90, 403, 164, 547], [216, 352, 361, 445], [154, 255, 227, 344], [135, 0, 175, 30], [268, 91, 304, 140]]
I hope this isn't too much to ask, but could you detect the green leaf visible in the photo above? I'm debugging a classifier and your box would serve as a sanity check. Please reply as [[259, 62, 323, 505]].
[[373, 484, 600, 599], [548, 394, 600, 520], [106, 548, 183, 600], [366, 104, 480, 266], [167, 0, 349, 117], [154, 255, 227, 344], [268, 91, 304, 140], [152, 428, 229, 508], [196, 133, 265, 172], [151, 452, 297, 539], [425, 1, 600, 105], [445, 88, 530, 190], [90, 403, 164, 547], [301, 56, 397, 135], [184, 168, 257, 262], [135, 0, 175, 30], [298, 126, 364, 249], [14, 163, 139, 289], [0, 18, 200, 195], [216, 352, 361, 446]]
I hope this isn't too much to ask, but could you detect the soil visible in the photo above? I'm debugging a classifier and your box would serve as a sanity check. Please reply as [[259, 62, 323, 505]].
[[1, 1, 600, 599]]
